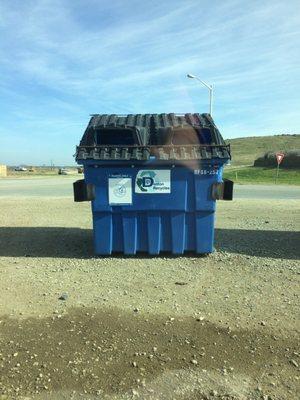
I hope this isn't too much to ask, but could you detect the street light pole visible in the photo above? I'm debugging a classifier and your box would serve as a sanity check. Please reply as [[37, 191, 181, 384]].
[[187, 73, 213, 116]]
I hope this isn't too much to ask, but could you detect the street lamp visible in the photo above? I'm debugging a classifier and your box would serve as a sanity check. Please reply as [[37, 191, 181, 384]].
[[187, 73, 213, 116]]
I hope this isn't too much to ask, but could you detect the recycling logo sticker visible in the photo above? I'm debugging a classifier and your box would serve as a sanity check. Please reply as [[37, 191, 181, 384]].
[[135, 170, 171, 194], [109, 178, 132, 204], [113, 184, 126, 198]]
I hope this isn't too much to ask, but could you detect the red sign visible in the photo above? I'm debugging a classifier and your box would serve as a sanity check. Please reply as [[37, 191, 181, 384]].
[[276, 152, 285, 165]]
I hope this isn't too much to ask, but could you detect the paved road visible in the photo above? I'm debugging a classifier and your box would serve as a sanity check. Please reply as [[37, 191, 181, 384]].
[[234, 184, 300, 200], [0, 177, 299, 200]]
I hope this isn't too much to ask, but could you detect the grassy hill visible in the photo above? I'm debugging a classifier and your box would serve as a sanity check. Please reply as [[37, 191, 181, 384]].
[[225, 134, 300, 166]]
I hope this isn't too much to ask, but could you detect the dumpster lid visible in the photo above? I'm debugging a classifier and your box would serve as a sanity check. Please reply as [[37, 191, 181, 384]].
[[76, 113, 231, 162]]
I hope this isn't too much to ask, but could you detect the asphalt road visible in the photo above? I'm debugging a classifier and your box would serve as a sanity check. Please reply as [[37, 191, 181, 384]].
[[0, 177, 299, 200]]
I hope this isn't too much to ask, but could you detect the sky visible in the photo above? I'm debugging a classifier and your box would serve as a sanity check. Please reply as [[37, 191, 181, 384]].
[[0, 0, 299, 165]]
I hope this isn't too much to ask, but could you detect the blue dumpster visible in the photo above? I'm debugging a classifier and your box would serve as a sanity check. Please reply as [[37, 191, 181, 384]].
[[74, 113, 233, 255]]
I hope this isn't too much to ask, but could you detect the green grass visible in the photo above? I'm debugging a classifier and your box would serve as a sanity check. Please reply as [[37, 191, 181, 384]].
[[226, 134, 300, 166], [223, 166, 300, 185]]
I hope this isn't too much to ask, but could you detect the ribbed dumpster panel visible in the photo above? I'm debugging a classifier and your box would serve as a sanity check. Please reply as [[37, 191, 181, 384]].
[[92, 210, 214, 255]]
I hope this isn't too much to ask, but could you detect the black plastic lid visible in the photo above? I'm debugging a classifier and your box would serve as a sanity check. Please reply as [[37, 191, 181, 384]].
[[76, 113, 230, 162]]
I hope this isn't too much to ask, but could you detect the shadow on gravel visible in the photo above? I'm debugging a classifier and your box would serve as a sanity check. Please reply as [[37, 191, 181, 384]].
[[0, 227, 94, 258], [215, 228, 300, 260], [0, 307, 297, 398], [0, 226, 299, 260]]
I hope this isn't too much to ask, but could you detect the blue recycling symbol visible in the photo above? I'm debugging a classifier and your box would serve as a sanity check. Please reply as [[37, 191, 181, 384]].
[[137, 171, 156, 192]]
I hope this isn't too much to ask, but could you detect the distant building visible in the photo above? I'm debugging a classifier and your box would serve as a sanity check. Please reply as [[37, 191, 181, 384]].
[[0, 165, 7, 177]]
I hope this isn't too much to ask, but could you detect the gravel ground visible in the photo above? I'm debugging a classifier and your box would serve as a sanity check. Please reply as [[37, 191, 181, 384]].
[[0, 198, 299, 400]]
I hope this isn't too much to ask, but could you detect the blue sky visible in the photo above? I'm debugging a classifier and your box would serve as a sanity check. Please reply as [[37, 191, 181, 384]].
[[0, 0, 299, 165]]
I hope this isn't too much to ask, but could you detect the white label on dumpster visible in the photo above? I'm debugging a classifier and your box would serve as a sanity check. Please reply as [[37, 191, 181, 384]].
[[135, 170, 171, 194], [109, 178, 132, 205]]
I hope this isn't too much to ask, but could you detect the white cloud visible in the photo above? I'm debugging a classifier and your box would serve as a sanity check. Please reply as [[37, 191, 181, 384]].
[[0, 0, 300, 163]]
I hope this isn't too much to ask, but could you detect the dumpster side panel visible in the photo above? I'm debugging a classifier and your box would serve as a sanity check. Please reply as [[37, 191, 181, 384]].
[[86, 166, 217, 212], [86, 165, 220, 255], [92, 210, 215, 255], [195, 211, 215, 253], [93, 212, 112, 255]]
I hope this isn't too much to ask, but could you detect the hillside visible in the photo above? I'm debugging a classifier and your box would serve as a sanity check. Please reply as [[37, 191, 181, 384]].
[[225, 134, 300, 165]]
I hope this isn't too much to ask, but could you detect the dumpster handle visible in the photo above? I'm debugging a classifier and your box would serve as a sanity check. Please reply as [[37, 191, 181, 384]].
[[73, 180, 95, 202], [211, 179, 233, 200]]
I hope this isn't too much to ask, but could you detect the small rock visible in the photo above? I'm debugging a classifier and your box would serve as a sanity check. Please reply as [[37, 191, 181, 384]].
[[260, 321, 266, 326], [58, 293, 68, 301], [133, 308, 139, 313], [290, 359, 298, 368], [191, 359, 198, 365]]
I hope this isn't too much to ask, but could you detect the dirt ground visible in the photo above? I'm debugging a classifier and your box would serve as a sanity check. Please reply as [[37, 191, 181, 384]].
[[0, 198, 299, 400]]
